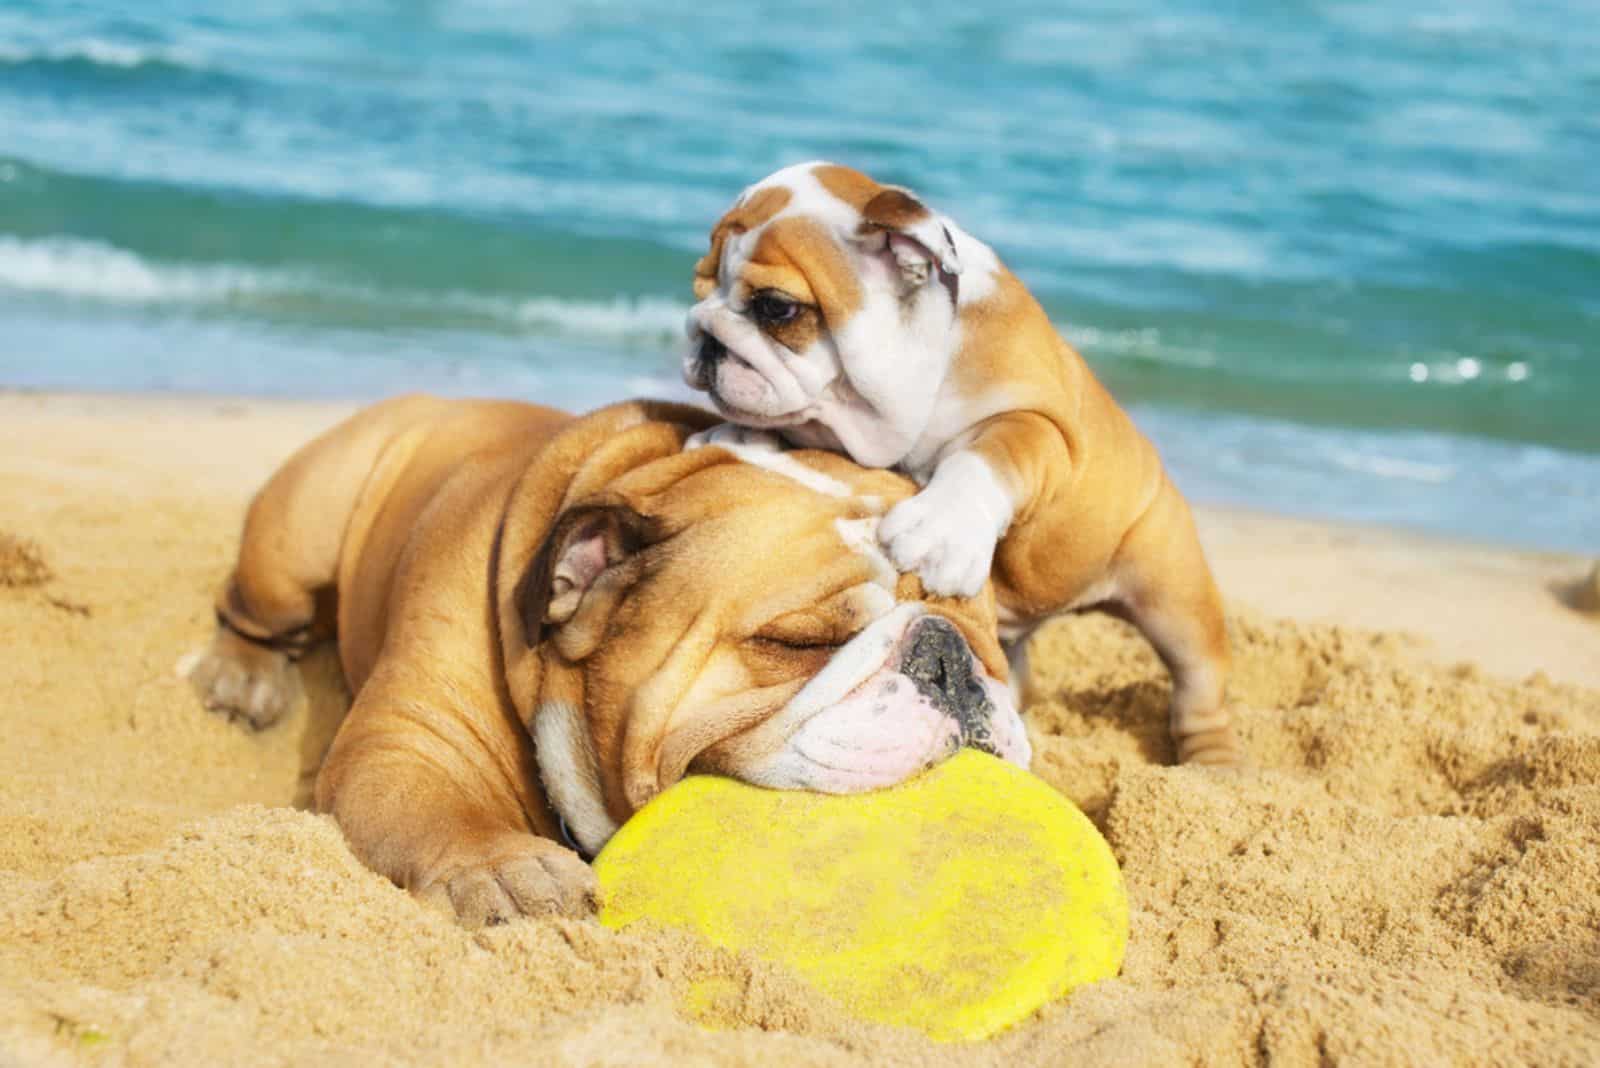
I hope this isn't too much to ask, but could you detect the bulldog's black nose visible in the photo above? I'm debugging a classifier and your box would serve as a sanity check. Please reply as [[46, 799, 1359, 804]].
[[694, 333, 727, 390], [900, 616, 997, 754]]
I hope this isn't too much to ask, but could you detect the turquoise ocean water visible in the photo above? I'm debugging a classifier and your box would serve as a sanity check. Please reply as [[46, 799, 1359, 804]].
[[1, 1, 1596, 549]]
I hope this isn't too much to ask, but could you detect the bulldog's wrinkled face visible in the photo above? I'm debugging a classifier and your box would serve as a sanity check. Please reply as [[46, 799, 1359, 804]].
[[518, 446, 1028, 856], [682, 161, 980, 469]]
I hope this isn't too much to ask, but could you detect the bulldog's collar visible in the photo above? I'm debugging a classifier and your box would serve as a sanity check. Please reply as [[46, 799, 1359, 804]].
[[213, 608, 314, 662]]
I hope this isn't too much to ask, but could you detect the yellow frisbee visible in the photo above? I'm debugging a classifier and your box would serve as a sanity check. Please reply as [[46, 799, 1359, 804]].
[[594, 749, 1128, 1041]]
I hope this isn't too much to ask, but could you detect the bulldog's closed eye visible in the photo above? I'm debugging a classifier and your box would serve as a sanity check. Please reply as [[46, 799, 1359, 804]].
[[752, 607, 857, 650], [750, 291, 802, 325]]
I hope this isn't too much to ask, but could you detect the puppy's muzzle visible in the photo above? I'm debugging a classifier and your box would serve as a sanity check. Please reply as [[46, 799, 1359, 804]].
[[899, 616, 1001, 757], [693, 334, 727, 391]]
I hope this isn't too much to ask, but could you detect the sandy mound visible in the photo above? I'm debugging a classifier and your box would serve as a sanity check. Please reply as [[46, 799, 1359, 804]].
[[0, 531, 52, 589], [2, 398, 1598, 1066]]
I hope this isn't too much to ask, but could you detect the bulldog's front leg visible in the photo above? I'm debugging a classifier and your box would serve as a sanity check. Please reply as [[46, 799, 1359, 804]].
[[315, 671, 597, 926], [881, 448, 1016, 599]]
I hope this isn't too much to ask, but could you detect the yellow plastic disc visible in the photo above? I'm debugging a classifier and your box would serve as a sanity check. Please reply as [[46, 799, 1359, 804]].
[[594, 749, 1128, 1041]]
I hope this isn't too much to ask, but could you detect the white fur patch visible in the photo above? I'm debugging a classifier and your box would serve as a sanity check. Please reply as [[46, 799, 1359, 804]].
[[948, 224, 1001, 306], [833, 516, 897, 590], [533, 700, 619, 855], [687, 423, 851, 498], [755, 160, 874, 235], [175, 649, 204, 679], [784, 602, 924, 722], [854, 582, 897, 622]]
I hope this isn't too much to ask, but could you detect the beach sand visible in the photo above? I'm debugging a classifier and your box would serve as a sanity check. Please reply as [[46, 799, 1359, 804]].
[[2, 391, 1597, 1066]]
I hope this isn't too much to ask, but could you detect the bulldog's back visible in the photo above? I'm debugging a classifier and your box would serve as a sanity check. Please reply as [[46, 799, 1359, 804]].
[[326, 397, 571, 688]]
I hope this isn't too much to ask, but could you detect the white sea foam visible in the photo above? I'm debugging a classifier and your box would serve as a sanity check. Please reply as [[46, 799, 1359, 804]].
[[0, 235, 693, 348], [0, 237, 295, 303], [512, 296, 688, 345], [1328, 449, 1456, 485], [0, 39, 204, 69]]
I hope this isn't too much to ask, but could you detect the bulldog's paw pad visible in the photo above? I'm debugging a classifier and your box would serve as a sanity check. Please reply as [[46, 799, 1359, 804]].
[[420, 838, 598, 927], [880, 490, 998, 599], [181, 631, 300, 730]]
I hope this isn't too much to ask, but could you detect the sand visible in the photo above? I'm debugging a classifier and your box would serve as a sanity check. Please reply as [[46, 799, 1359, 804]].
[[2, 390, 1597, 1066]]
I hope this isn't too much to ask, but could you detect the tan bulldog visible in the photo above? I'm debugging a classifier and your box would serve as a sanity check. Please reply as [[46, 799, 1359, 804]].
[[186, 395, 1029, 925], [682, 162, 1235, 765]]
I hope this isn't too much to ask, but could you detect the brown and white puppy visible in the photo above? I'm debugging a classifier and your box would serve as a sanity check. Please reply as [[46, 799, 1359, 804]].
[[683, 162, 1236, 765], [185, 395, 1028, 926]]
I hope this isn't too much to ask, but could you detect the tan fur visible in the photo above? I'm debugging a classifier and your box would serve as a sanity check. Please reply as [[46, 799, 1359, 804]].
[[812, 163, 883, 212], [743, 217, 865, 343], [692, 185, 792, 300], [859, 188, 932, 232], [946, 270, 1233, 762], [192, 397, 1007, 924], [691, 164, 1236, 764]]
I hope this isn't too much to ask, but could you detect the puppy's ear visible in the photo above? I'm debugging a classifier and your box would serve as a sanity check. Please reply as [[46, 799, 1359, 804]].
[[518, 504, 657, 652], [856, 188, 962, 292]]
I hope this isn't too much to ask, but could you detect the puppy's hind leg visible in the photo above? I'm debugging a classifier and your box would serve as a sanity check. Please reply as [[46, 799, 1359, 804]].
[[1111, 481, 1238, 767]]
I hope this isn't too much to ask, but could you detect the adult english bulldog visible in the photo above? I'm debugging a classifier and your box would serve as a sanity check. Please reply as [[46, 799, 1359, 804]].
[[185, 395, 1028, 926], [683, 162, 1236, 765]]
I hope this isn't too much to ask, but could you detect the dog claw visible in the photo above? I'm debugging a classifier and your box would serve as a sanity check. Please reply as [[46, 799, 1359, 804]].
[[420, 835, 598, 927]]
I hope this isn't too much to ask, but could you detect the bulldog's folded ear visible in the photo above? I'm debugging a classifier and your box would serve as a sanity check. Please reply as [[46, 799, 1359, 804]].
[[856, 188, 962, 293], [519, 503, 657, 652]]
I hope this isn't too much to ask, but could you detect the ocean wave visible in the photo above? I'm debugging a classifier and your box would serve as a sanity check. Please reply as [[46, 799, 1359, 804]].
[[0, 236, 298, 303], [1326, 448, 1456, 485], [1063, 324, 1218, 369], [0, 39, 205, 72], [0, 236, 690, 347], [512, 296, 687, 344]]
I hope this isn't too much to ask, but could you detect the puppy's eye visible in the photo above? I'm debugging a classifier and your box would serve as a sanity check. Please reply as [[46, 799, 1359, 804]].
[[750, 292, 801, 325]]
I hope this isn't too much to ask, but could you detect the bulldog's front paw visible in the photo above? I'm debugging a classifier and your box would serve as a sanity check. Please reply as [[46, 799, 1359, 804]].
[[685, 422, 787, 453], [881, 453, 1011, 598], [880, 487, 1001, 598], [179, 628, 301, 730], [416, 833, 598, 927]]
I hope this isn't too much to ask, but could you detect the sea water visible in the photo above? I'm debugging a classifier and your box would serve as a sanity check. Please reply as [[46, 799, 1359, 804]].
[[1, 1, 1595, 549]]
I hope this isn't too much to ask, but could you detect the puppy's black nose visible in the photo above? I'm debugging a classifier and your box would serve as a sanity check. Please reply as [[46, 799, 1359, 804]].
[[900, 617, 996, 753], [694, 334, 727, 390]]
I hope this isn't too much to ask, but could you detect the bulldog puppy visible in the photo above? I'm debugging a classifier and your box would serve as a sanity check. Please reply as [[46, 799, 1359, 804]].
[[186, 395, 1028, 926], [683, 162, 1235, 765]]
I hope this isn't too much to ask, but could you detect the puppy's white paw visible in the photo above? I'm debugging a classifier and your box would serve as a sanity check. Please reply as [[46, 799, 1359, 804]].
[[685, 423, 787, 453], [881, 488, 999, 598], [880, 451, 1012, 598]]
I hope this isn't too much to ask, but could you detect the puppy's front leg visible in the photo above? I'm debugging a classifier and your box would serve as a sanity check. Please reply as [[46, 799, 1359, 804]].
[[880, 414, 1052, 598], [314, 668, 596, 926]]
